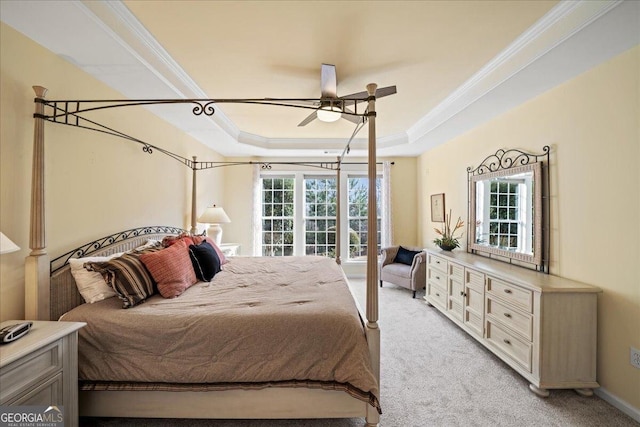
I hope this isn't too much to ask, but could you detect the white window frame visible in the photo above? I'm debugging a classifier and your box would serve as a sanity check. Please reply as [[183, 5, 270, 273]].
[[258, 169, 383, 262]]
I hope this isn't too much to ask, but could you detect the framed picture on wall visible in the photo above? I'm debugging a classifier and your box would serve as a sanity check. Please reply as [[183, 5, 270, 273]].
[[431, 193, 445, 222]]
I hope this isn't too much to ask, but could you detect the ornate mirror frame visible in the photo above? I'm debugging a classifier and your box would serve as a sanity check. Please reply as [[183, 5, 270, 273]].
[[467, 146, 550, 272]]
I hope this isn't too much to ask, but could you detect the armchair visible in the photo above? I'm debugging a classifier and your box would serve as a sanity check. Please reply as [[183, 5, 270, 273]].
[[379, 246, 426, 298]]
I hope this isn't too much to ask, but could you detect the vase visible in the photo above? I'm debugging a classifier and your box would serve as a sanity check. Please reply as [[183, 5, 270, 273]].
[[438, 243, 456, 251]]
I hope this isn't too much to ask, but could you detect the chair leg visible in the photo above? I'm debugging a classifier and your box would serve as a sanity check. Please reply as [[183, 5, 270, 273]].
[[412, 290, 416, 298]]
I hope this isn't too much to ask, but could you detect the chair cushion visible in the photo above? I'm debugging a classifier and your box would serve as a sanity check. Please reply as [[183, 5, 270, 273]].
[[394, 246, 421, 266]]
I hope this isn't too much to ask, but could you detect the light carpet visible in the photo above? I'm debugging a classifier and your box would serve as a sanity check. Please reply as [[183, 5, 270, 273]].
[[80, 279, 637, 427]]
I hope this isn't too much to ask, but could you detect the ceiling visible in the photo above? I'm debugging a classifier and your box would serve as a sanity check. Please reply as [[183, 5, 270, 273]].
[[1, 1, 638, 157]]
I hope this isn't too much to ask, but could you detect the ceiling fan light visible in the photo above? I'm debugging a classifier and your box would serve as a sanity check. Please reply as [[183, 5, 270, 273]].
[[317, 106, 341, 123]]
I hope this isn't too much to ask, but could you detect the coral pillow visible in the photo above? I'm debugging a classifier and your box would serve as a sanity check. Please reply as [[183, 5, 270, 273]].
[[140, 240, 197, 298], [162, 233, 196, 248]]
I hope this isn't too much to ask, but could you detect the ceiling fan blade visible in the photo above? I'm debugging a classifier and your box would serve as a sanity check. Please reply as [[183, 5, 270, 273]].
[[342, 85, 398, 101], [341, 112, 363, 125], [320, 64, 337, 98], [376, 85, 397, 98], [297, 110, 318, 127]]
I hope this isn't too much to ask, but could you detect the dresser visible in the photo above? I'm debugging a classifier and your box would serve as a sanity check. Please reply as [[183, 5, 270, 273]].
[[424, 249, 601, 397], [0, 320, 85, 426]]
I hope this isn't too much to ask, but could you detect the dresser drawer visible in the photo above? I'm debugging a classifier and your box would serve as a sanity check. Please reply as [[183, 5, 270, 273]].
[[427, 283, 447, 309], [486, 296, 533, 341], [486, 320, 532, 372], [428, 254, 447, 273], [449, 262, 464, 281], [0, 340, 62, 404], [486, 276, 533, 312], [428, 267, 447, 289]]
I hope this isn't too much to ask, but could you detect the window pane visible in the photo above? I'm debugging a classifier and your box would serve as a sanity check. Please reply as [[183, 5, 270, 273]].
[[261, 177, 295, 256], [347, 176, 382, 260], [303, 177, 337, 258]]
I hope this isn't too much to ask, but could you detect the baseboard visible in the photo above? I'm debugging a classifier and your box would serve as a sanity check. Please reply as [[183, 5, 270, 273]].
[[594, 387, 640, 423]]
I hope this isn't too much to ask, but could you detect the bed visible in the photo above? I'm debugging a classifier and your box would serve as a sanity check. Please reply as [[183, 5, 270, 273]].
[[25, 84, 384, 425]]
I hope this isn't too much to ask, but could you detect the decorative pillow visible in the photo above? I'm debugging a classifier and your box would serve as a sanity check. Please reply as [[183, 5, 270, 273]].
[[139, 239, 198, 298], [88, 245, 162, 308], [192, 236, 228, 265], [134, 239, 162, 251], [394, 246, 421, 266], [69, 253, 123, 303], [162, 233, 197, 248], [188, 241, 221, 282]]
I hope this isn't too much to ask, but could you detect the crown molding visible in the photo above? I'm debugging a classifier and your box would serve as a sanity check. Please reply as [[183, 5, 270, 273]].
[[407, 0, 624, 145], [78, 0, 240, 141]]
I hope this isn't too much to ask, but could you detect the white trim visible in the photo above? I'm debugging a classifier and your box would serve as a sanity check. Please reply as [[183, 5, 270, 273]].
[[594, 387, 640, 423], [407, 0, 623, 143]]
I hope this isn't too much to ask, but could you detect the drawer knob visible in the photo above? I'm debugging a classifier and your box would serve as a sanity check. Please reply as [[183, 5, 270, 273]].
[[504, 313, 512, 318], [504, 289, 513, 294], [435, 276, 440, 280], [435, 293, 440, 297], [503, 339, 511, 345], [436, 261, 440, 264]]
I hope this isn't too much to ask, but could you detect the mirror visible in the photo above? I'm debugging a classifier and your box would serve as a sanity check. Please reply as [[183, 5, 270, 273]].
[[467, 147, 549, 271]]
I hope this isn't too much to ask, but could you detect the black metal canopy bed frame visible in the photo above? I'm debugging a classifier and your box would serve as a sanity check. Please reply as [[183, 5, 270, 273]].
[[26, 83, 391, 426]]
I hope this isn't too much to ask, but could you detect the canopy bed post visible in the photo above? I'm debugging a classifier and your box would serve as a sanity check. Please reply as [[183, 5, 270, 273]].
[[336, 157, 342, 264], [25, 85, 50, 320], [190, 156, 197, 234], [364, 83, 380, 427]]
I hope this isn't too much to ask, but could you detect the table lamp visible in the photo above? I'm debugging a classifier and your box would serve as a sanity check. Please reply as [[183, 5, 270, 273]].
[[198, 205, 231, 246]]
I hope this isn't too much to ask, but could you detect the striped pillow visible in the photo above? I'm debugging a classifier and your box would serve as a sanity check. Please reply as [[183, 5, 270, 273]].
[[139, 239, 197, 298], [88, 245, 161, 308]]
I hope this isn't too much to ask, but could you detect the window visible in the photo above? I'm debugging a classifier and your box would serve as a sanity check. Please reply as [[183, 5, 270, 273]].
[[304, 177, 337, 257], [488, 181, 520, 249], [259, 172, 383, 260], [347, 176, 381, 260], [261, 177, 294, 256]]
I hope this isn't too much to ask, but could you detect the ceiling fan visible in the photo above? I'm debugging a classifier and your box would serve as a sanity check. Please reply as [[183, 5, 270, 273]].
[[297, 63, 397, 127]]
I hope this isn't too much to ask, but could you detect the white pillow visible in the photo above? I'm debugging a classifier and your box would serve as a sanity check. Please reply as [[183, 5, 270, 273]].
[[134, 239, 161, 251], [69, 253, 123, 303]]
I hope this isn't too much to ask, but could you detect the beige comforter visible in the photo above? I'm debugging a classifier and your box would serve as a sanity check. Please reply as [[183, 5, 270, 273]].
[[62, 256, 379, 410]]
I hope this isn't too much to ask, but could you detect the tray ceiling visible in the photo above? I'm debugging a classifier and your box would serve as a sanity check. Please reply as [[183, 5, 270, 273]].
[[1, 0, 637, 157]]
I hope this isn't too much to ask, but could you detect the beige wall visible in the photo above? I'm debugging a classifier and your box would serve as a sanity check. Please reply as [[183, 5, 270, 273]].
[[222, 156, 418, 260], [0, 23, 225, 321], [418, 46, 640, 408]]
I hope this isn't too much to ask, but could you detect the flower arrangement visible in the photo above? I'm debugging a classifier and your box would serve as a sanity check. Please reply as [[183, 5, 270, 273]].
[[433, 210, 464, 251]]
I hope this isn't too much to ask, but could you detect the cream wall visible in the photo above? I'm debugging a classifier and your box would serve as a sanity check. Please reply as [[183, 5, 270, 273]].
[[222, 156, 418, 261], [0, 23, 225, 321], [418, 46, 639, 409]]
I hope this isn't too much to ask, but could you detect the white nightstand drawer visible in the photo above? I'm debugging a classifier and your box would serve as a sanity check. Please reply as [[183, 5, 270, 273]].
[[0, 340, 62, 403], [8, 372, 63, 406]]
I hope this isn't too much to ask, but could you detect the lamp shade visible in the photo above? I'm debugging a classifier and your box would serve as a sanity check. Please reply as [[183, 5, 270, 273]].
[[316, 106, 341, 123], [198, 206, 231, 224], [0, 232, 20, 254]]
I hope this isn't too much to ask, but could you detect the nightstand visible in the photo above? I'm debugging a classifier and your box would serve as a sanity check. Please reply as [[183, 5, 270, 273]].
[[219, 243, 240, 256], [0, 320, 85, 427]]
